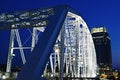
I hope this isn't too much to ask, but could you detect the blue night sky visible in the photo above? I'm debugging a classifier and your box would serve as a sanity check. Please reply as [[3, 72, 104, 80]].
[[0, 0, 120, 69]]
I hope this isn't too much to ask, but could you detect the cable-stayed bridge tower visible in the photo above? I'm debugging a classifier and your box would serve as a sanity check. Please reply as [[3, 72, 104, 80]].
[[0, 5, 98, 80]]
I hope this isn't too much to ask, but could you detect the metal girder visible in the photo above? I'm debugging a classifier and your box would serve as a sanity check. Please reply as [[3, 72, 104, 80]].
[[1, 5, 98, 80], [17, 5, 68, 80]]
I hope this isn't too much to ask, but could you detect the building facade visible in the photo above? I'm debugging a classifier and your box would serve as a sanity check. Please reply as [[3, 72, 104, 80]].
[[91, 27, 112, 70]]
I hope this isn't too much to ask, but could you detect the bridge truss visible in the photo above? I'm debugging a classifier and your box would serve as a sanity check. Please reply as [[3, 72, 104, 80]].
[[0, 5, 98, 80]]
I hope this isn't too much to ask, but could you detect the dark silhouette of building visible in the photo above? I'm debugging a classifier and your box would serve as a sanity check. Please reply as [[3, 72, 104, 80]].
[[91, 27, 112, 70]]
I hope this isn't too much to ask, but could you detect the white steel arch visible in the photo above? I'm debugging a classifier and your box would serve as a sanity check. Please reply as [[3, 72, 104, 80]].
[[43, 12, 98, 78], [63, 12, 97, 77], [6, 11, 97, 78]]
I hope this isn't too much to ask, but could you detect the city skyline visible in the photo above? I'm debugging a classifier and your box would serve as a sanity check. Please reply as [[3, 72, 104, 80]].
[[0, 0, 120, 69]]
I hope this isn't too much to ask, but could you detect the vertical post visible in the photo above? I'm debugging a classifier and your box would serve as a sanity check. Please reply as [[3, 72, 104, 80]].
[[6, 25, 15, 78], [31, 28, 36, 51]]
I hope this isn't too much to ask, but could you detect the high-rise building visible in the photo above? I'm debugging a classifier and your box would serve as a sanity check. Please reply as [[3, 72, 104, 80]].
[[91, 27, 112, 70]]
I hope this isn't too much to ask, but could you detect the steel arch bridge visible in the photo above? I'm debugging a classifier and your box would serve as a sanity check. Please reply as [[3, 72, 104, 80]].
[[0, 5, 98, 80]]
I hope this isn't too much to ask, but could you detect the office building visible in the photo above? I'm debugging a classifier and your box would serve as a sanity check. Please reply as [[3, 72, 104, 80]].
[[91, 27, 112, 70]]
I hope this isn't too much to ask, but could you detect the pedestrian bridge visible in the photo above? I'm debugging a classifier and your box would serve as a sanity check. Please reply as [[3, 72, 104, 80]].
[[0, 5, 98, 80]]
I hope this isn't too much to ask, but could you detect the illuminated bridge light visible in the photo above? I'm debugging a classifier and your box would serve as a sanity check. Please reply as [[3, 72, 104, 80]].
[[0, 5, 98, 80]]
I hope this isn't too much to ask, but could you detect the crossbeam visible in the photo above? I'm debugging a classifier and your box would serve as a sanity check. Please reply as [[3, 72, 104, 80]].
[[0, 20, 47, 30], [0, 6, 54, 30]]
